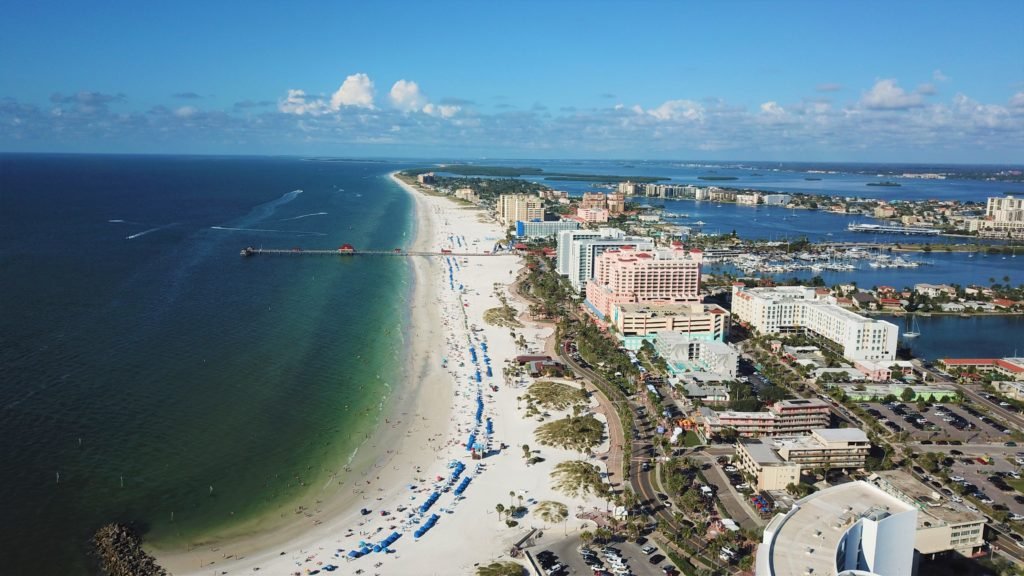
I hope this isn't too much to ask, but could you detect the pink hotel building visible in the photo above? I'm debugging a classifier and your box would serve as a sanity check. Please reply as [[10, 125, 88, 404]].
[[584, 243, 703, 319]]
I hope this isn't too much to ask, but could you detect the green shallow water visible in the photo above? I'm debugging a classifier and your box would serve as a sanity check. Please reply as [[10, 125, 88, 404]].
[[0, 154, 420, 574]]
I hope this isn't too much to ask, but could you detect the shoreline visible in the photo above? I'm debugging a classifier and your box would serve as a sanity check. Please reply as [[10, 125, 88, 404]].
[[154, 173, 453, 574], [157, 170, 611, 575]]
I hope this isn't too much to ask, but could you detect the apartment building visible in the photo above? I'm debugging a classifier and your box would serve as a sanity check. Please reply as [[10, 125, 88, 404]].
[[968, 194, 1024, 239], [556, 229, 606, 276], [731, 285, 898, 362], [496, 194, 544, 226], [699, 398, 831, 438]]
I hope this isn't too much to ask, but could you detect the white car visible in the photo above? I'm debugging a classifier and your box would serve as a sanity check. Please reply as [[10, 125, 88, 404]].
[[950, 476, 965, 482], [724, 465, 737, 472]]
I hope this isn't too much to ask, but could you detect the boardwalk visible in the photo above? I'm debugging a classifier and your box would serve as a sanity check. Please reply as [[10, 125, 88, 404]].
[[240, 247, 518, 258]]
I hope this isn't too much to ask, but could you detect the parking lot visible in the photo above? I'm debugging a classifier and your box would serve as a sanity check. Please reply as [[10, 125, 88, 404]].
[[939, 450, 1024, 519], [861, 401, 1011, 443], [541, 534, 675, 576]]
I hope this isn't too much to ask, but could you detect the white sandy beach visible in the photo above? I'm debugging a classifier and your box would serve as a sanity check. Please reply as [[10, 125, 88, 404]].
[[157, 172, 610, 576]]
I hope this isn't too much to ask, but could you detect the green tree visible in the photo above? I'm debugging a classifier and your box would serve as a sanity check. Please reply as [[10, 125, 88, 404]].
[[900, 387, 915, 402]]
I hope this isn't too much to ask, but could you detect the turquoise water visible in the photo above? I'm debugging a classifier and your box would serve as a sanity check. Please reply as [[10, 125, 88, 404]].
[[0, 155, 417, 574]]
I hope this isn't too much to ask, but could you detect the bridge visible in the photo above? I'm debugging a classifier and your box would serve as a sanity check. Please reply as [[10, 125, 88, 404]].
[[240, 246, 518, 258]]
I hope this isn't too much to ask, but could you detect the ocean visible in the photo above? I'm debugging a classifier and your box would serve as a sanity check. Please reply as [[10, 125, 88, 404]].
[[0, 154, 417, 574]]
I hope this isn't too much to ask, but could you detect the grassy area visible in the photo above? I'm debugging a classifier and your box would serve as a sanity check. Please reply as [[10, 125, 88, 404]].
[[550, 460, 605, 498], [483, 305, 522, 328], [1007, 477, 1024, 493], [535, 415, 605, 452], [525, 381, 588, 411], [683, 430, 702, 447]]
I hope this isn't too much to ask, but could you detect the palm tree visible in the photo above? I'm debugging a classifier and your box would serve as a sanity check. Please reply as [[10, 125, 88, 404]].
[[522, 444, 531, 459], [579, 530, 594, 549], [509, 490, 515, 508], [495, 503, 506, 522]]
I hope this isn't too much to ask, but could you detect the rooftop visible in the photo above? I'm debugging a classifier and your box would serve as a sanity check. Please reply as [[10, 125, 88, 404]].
[[869, 471, 985, 527], [766, 481, 915, 576], [615, 302, 720, 317], [811, 427, 870, 443], [739, 438, 786, 464]]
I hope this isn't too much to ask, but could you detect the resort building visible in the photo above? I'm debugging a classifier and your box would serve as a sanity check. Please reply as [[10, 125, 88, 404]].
[[968, 195, 1024, 239], [699, 398, 832, 438], [584, 244, 703, 319], [514, 219, 579, 238], [937, 357, 1024, 381], [755, 481, 918, 576], [417, 172, 435, 184], [731, 285, 898, 362], [737, 429, 870, 490], [736, 193, 760, 205], [868, 471, 987, 557], [556, 229, 607, 276], [560, 230, 655, 291], [654, 332, 738, 379], [611, 302, 728, 350], [496, 194, 544, 227]]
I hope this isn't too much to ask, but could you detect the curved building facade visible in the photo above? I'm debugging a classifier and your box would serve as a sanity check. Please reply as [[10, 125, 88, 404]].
[[756, 481, 917, 576]]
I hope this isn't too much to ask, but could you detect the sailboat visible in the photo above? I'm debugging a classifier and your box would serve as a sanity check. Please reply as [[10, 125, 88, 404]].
[[903, 315, 921, 339]]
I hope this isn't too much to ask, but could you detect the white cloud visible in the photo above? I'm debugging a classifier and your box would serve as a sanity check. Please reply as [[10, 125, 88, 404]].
[[331, 73, 375, 109], [646, 99, 704, 121], [859, 79, 923, 110], [1010, 92, 1024, 109], [422, 103, 460, 118], [917, 83, 937, 95], [174, 106, 197, 118], [389, 79, 426, 112], [278, 89, 329, 116], [760, 101, 785, 115], [933, 69, 951, 82], [816, 83, 843, 93]]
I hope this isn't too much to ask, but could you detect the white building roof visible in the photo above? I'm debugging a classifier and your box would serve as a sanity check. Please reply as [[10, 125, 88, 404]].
[[812, 428, 869, 443], [765, 481, 914, 576]]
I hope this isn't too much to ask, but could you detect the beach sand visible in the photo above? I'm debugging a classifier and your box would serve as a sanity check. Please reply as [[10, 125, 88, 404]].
[[157, 173, 610, 575]]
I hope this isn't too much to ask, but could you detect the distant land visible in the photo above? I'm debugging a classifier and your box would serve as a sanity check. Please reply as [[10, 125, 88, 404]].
[[427, 164, 669, 183]]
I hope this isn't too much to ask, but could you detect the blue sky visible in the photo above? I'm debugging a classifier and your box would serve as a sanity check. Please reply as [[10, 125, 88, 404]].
[[2, 0, 1022, 162]]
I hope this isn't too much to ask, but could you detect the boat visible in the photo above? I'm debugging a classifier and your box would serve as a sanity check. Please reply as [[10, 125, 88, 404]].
[[694, 220, 706, 225], [903, 316, 921, 339]]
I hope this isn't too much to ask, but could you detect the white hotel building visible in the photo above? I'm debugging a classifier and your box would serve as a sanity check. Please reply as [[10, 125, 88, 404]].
[[731, 285, 898, 362], [556, 228, 655, 291]]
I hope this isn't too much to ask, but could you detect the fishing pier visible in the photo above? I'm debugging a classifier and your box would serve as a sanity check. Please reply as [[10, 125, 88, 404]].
[[240, 244, 517, 258]]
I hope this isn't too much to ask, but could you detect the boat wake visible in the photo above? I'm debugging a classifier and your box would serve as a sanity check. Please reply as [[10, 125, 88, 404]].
[[210, 226, 326, 236], [280, 211, 328, 221], [125, 223, 177, 240]]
